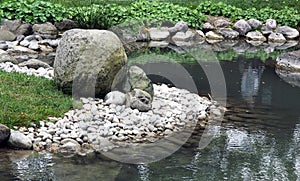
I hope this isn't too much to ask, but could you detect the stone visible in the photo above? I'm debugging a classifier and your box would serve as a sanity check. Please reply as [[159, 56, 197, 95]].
[[0, 19, 32, 36], [105, 91, 126, 105], [205, 31, 224, 40], [276, 69, 300, 88], [268, 32, 286, 43], [148, 41, 169, 47], [0, 52, 18, 64], [60, 139, 81, 153], [202, 22, 215, 31], [126, 89, 152, 112], [261, 25, 273, 35], [172, 30, 196, 42], [217, 28, 239, 39], [276, 50, 300, 71], [0, 124, 10, 144], [168, 21, 189, 36], [213, 19, 232, 28], [0, 30, 16, 41], [32, 22, 58, 39], [247, 19, 262, 29], [276, 26, 299, 39], [15, 23, 32, 36], [245, 31, 267, 42], [135, 27, 150, 41], [196, 30, 205, 38], [8, 130, 32, 149], [18, 59, 50, 69], [266, 19, 277, 30], [28, 40, 39, 50], [20, 39, 30, 47], [0, 43, 8, 50], [54, 29, 127, 98], [234, 19, 252, 36], [149, 28, 170, 41], [54, 19, 78, 31]]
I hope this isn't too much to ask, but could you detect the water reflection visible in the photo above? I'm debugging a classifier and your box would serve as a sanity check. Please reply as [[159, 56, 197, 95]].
[[240, 60, 265, 108]]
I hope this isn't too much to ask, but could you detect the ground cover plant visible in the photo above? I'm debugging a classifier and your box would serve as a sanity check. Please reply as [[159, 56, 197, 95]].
[[0, 71, 73, 128]]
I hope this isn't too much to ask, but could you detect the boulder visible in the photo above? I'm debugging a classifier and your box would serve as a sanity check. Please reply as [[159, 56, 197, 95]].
[[247, 19, 262, 29], [268, 32, 286, 43], [0, 124, 10, 144], [149, 28, 170, 41], [261, 25, 273, 36], [0, 51, 18, 64], [59, 138, 81, 153], [266, 19, 277, 30], [276, 50, 300, 71], [213, 19, 232, 28], [168, 21, 189, 36], [33, 22, 58, 39], [18, 59, 50, 69], [135, 27, 150, 42], [205, 31, 224, 40], [0, 19, 32, 36], [54, 19, 78, 31], [8, 130, 32, 149], [246, 31, 267, 42], [276, 26, 299, 39], [127, 66, 153, 97], [126, 89, 152, 112], [0, 30, 16, 41], [54, 29, 127, 98], [172, 30, 199, 42], [202, 22, 215, 31], [234, 19, 252, 36], [28, 40, 39, 50], [217, 28, 239, 39], [104, 91, 126, 105], [276, 69, 300, 88]]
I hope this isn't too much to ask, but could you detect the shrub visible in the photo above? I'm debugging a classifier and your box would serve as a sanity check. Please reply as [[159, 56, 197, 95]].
[[0, 0, 74, 24]]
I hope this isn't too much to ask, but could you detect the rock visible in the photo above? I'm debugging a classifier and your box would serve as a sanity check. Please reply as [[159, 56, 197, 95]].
[[276, 50, 300, 71], [247, 19, 262, 29], [233, 40, 250, 53], [268, 32, 286, 43], [54, 19, 78, 31], [172, 30, 196, 42], [234, 19, 252, 36], [0, 43, 8, 50], [127, 65, 153, 97], [261, 25, 273, 35], [8, 130, 32, 149], [276, 41, 298, 50], [18, 59, 50, 69], [28, 40, 39, 50], [54, 29, 127, 98], [0, 124, 10, 144], [196, 30, 205, 38], [20, 39, 30, 47], [126, 89, 152, 112], [104, 91, 126, 105], [205, 31, 224, 40], [266, 19, 277, 30], [246, 31, 267, 42], [0, 52, 18, 64], [168, 21, 189, 36], [0, 30, 16, 41], [202, 22, 215, 31], [217, 28, 239, 39], [149, 28, 170, 41], [276, 69, 300, 88], [213, 19, 232, 28], [276, 26, 299, 39], [0, 19, 32, 36], [32, 22, 58, 39], [135, 27, 150, 42], [148, 41, 169, 47], [60, 139, 81, 153]]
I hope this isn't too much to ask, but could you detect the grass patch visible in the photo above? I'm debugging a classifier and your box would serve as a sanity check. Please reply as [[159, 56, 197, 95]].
[[0, 71, 73, 128]]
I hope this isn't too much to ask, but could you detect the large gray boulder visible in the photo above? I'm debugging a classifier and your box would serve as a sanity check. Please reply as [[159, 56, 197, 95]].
[[54, 29, 127, 98], [276, 26, 299, 39], [0, 124, 10, 144], [0, 19, 32, 36], [32, 22, 58, 39], [276, 50, 300, 71], [234, 19, 252, 36], [8, 130, 32, 149]]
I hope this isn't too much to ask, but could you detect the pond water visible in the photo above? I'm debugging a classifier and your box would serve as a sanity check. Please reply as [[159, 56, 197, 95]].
[[0, 50, 300, 181]]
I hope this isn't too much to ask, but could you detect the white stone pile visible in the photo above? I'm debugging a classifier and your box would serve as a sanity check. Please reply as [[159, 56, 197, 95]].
[[18, 84, 222, 154]]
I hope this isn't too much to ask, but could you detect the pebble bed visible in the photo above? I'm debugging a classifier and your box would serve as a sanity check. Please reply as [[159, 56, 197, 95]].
[[0, 62, 225, 154]]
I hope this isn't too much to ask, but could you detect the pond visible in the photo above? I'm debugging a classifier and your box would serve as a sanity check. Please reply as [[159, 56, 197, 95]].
[[0, 47, 299, 181]]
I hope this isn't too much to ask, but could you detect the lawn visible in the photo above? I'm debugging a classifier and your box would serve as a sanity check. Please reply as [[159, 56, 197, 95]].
[[0, 71, 73, 128]]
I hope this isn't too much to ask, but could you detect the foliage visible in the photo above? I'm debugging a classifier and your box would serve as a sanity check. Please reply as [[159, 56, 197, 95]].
[[0, 0, 74, 24], [197, 1, 300, 27], [0, 71, 73, 128]]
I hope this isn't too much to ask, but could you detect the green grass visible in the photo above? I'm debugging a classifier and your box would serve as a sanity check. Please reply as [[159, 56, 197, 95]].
[[0, 71, 73, 128]]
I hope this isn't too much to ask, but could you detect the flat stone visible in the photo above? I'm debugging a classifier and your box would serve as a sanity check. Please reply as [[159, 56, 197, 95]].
[[217, 28, 239, 39], [276, 26, 299, 39], [149, 28, 170, 41], [205, 31, 224, 40], [18, 59, 50, 69]]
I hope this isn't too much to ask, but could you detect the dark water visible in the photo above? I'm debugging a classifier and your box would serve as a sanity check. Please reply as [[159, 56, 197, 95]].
[[0, 54, 299, 181]]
